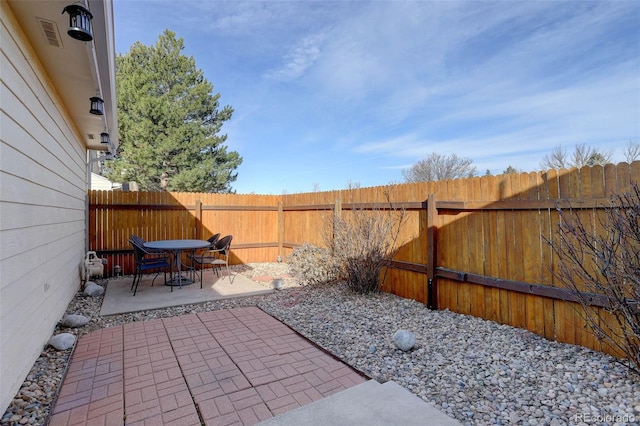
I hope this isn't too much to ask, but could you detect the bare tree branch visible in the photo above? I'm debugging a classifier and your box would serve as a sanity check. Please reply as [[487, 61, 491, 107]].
[[541, 144, 614, 170], [403, 152, 477, 182], [540, 146, 568, 169], [548, 184, 640, 375], [624, 140, 640, 163]]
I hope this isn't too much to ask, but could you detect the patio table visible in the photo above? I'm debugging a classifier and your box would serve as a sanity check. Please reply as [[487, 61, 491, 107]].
[[144, 239, 211, 289]]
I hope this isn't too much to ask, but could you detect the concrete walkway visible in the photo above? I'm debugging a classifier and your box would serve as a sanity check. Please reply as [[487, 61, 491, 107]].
[[260, 380, 462, 426]]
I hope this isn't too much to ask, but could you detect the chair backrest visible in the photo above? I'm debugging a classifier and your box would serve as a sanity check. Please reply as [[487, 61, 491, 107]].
[[130, 235, 145, 247], [207, 233, 221, 247], [129, 238, 146, 263], [214, 235, 232, 256]]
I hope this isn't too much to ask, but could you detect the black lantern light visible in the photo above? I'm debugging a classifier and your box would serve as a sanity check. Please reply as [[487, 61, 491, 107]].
[[100, 132, 110, 144], [90, 97, 104, 115], [62, 4, 93, 42]]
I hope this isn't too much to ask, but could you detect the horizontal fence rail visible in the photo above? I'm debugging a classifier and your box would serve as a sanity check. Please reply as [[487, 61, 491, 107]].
[[89, 162, 639, 357]]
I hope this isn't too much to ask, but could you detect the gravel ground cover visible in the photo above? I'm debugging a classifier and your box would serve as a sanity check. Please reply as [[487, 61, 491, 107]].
[[2, 263, 638, 425]]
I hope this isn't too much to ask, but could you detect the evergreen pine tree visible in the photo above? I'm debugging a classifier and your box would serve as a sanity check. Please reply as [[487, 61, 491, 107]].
[[106, 30, 241, 192]]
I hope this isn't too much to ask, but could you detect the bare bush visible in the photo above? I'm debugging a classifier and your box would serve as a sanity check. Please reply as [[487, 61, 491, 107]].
[[288, 190, 407, 294], [549, 183, 640, 375], [326, 201, 406, 294], [287, 243, 340, 285]]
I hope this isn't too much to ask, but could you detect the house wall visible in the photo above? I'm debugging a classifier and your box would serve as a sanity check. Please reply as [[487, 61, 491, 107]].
[[91, 172, 120, 190], [0, 2, 87, 411]]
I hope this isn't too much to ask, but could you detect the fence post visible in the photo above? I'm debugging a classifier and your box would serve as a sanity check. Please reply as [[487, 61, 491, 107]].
[[427, 194, 438, 309], [195, 199, 202, 239], [333, 197, 342, 248], [278, 200, 284, 261]]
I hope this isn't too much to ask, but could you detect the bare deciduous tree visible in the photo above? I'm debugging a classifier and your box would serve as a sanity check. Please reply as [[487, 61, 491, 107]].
[[548, 184, 640, 375], [402, 152, 477, 182], [624, 141, 640, 163], [541, 146, 568, 169], [345, 180, 361, 190], [572, 144, 596, 167], [541, 144, 613, 170]]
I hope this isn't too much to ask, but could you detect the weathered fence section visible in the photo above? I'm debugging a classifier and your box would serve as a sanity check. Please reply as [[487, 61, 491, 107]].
[[89, 162, 639, 356]]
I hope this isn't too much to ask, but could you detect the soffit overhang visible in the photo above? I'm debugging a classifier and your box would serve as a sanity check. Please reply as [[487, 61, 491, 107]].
[[6, 0, 118, 152]]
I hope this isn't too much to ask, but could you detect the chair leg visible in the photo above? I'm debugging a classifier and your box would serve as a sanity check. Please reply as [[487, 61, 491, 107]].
[[224, 263, 233, 284], [132, 269, 140, 296], [189, 250, 197, 282]]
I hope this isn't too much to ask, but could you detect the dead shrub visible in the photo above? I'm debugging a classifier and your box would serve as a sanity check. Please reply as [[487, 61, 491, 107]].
[[325, 197, 406, 294], [287, 242, 340, 286], [549, 182, 640, 376]]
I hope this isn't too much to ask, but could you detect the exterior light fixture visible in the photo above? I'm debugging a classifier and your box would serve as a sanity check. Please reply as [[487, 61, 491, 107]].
[[62, 4, 93, 42], [90, 97, 104, 115], [100, 132, 110, 144]]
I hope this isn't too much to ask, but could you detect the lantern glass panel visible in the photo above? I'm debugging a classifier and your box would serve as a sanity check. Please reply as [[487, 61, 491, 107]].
[[62, 5, 93, 42], [90, 97, 104, 115]]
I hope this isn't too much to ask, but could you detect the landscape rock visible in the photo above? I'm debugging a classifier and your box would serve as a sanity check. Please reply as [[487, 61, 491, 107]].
[[48, 333, 75, 351], [83, 282, 104, 297], [393, 329, 416, 352], [60, 314, 89, 328]]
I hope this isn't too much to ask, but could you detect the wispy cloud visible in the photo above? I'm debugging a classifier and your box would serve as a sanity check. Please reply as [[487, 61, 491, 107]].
[[114, 0, 640, 193], [264, 33, 325, 81], [332, 1, 638, 171]]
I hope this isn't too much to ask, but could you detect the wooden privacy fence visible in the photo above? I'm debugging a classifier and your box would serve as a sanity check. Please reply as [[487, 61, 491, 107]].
[[89, 191, 282, 275], [89, 162, 639, 356]]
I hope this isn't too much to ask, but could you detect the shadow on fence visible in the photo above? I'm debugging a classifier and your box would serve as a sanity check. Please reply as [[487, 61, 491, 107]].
[[89, 162, 639, 357]]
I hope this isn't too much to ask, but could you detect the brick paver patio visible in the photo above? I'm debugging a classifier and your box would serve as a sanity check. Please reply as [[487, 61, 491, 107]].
[[49, 307, 367, 425]]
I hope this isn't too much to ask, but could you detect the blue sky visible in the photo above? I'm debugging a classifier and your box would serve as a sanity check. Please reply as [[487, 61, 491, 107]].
[[113, 1, 640, 194]]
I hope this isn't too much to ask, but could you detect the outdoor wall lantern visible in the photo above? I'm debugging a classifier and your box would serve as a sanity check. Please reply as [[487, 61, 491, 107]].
[[62, 4, 93, 42], [90, 97, 104, 115], [100, 132, 110, 144]]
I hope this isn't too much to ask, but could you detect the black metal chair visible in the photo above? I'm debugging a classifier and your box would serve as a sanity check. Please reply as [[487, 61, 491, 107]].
[[130, 235, 165, 254], [129, 237, 172, 296], [191, 235, 233, 285], [187, 233, 220, 284]]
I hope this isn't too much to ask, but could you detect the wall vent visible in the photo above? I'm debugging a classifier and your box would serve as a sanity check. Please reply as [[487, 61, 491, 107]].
[[37, 18, 62, 48], [87, 134, 95, 140]]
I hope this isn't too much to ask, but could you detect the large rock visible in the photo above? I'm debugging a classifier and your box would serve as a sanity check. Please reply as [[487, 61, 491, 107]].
[[84, 281, 104, 297], [48, 333, 75, 351], [393, 330, 416, 352], [60, 314, 89, 328]]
